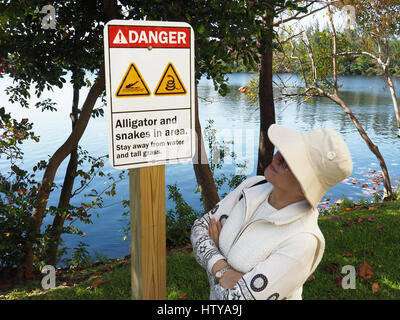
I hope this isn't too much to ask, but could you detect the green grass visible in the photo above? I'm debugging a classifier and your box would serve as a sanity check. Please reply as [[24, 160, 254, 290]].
[[166, 199, 400, 300], [1, 199, 399, 300], [303, 200, 400, 300], [0, 258, 131, 300], [166, 247, 209, 300]]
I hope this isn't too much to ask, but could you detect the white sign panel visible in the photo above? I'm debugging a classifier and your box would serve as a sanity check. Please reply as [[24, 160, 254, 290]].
[[104, 20, 195, 169]]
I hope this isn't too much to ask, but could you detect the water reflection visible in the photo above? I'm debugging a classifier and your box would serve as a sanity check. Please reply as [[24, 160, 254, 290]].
[[196, 73, 400, 209]]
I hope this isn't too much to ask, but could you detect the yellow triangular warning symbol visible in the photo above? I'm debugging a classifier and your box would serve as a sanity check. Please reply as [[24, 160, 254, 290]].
[[154, 63, 187, 95], [115, 63, 150, 97]]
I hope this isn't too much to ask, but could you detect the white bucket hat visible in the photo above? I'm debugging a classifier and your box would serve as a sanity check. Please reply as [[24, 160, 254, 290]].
[[267, 124, 353, 208]]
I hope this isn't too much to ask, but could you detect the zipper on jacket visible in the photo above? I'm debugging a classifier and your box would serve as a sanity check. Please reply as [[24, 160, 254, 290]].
[[230, 191, 264, 249]]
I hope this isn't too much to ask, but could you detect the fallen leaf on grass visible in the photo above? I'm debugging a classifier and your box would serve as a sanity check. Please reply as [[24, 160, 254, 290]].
[[86, 278, 105, 290], [376, 225, 387, 232], [178, 292, 188, 299], [342, 252, 354, 257], [344, 208, 352, 212], [372, 282, 380, 293], [325, 263, 339, 274], [358, 261, 373, 280]]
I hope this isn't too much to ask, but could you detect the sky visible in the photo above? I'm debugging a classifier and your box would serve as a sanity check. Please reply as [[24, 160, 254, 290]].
[[279, 3, 356, 32]]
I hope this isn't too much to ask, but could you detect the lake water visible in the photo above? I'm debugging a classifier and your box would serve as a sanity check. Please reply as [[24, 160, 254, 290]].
[[1, 73, 400, 266]]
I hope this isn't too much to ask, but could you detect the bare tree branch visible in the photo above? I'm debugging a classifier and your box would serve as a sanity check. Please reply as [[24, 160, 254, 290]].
[[337, 51, 385, 66], [274, 2, 328, 27], [327, 5, 338, 95], [303, 32, 319, 87]]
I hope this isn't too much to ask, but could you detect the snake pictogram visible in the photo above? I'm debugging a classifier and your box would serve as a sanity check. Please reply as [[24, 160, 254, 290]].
[[165, 75, 176, 91]]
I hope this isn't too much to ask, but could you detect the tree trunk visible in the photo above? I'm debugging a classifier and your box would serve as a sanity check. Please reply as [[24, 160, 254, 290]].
[[45, 78, 80, 266], [18, 64, 105, 279], [384, 73, 400, 137], [328, 92, 394, 200], [192, 85, 220, 212], [257, 16, 276, 176]]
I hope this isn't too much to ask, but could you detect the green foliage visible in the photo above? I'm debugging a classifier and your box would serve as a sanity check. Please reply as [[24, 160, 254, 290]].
[[0, 107, 40, 162], [122, 0, 310, 96], [0, 170, 38, 270], [243, 76, 259, 106], [0, 110, 126, 270], [203, 119, 247, 198], [166, 184, 202, 247], [70, 242, 94, 269], [0, 110, 41, 270], [273, 17, 400, 78], [0, 1, 106, 93]]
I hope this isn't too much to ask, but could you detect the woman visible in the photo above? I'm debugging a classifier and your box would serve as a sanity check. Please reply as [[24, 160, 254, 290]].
[[190, 124, 353, 300]]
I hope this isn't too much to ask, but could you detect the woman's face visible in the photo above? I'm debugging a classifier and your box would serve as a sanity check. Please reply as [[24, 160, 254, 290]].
[[264, 151, 304, 195]]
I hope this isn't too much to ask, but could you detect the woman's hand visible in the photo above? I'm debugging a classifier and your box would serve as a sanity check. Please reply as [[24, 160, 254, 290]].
[[219, 269, 245, 289], [209, 219, 244, 289], [208, 218, 222, 249]]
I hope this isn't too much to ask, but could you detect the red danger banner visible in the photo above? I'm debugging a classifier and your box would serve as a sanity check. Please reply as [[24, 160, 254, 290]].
[[108, 25, 191, 48]]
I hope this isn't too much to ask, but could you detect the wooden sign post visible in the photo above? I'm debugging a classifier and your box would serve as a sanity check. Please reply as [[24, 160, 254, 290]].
[[103, 20, 195, 300], [130, 166, 166, 299]]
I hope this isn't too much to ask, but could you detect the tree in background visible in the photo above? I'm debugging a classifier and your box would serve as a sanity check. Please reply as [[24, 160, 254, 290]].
[[273, 4, 394, 200], [124, 0, 266, 212], [0, 0, 123, 279], [338, 0, 400, 136], [256, 1, 330, 175]]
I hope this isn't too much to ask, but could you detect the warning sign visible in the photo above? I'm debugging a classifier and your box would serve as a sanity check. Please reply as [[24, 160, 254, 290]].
[[113, 29, 128, 44], [104, 20, 195, 169], [115, 63, 151, 97], [154, 63, 186, 95]]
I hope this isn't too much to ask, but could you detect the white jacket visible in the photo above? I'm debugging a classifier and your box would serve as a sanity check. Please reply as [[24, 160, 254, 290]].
[[190, 175, 325, 300]]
